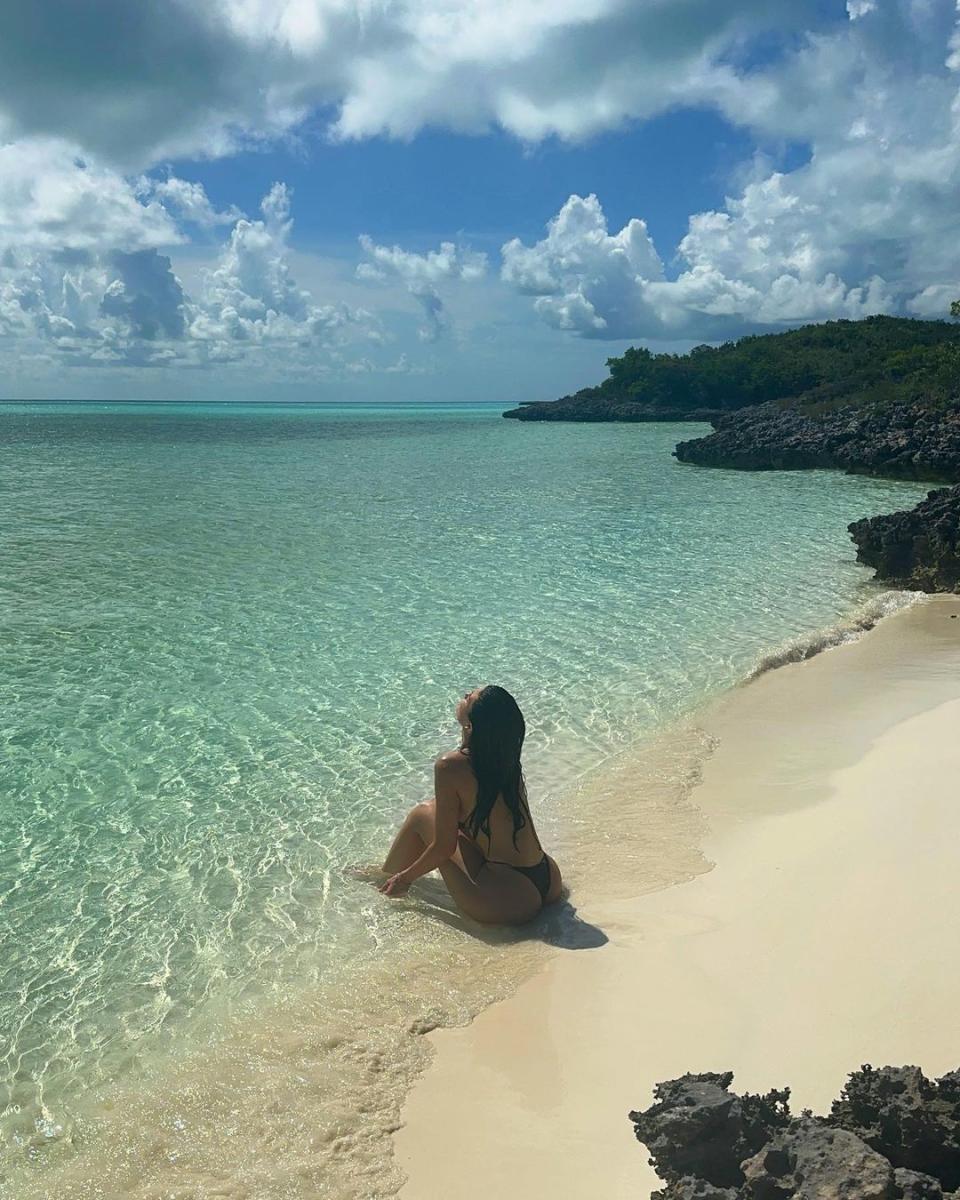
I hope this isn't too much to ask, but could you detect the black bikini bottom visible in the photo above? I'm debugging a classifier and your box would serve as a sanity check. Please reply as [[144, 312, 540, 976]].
[[489, 853, 551, 903]]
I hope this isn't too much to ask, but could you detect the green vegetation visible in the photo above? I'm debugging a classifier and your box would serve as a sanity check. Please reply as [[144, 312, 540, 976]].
[[505, 316, 960, 421], [604, 316, 960, 413]]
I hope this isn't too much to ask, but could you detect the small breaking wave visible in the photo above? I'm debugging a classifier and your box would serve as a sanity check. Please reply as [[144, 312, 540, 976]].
[[747, 590, 922, 679]]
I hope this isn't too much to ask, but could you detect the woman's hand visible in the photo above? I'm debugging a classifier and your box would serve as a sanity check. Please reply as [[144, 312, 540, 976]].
[[379, 871, 411, 898]]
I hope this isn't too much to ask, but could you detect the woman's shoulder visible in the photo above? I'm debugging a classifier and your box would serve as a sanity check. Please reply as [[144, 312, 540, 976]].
[[435, 747, 470, 771], [435, 749, 474, 792], [435, 749, 475, 812]]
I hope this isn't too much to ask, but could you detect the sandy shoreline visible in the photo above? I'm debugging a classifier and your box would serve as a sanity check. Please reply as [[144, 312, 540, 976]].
[[394, 595, 960, 1198]]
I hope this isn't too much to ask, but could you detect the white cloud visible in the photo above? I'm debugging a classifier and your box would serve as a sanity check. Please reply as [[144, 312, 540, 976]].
[[0, 1, 825, 166], [0, 1, 949, 182], [0, 179, 376, 368], [357, 235, 487, 340], [194, 183, 348, 345], [148, 177, 243, 227], [357, 237, 487, 287], [341, 351, 429, 375], [0, 139, 181, 253], [0, 247, 189, 367], [500, 5, 960, 340], [328, 0, 819, 144], [907, 282, 960, 315], [500, 189, 900, 341], [4, 2, 960, 377], [501, 194, 663, 335]]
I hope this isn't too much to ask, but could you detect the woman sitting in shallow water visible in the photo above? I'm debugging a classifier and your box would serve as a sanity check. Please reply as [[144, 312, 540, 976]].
[[379, 685, 562, 925]]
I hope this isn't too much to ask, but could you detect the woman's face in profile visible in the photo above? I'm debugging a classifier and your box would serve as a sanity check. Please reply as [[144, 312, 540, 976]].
[[456, 687, 480, 725]]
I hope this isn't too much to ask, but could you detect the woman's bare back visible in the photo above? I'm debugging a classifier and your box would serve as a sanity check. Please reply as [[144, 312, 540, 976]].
[[441, 748, 563, 907]]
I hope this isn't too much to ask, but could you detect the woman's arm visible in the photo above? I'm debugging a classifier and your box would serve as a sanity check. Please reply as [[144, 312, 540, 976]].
[[380, 758, 461, 895]]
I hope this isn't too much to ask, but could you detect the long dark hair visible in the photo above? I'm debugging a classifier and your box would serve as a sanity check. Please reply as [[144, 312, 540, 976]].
[[463, 685, 528, 848]]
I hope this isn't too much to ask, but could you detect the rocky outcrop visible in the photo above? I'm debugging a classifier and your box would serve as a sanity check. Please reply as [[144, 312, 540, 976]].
[[673, 401, 960, 483], [503, 397, 722, 423], [848, 485, 960, 592], [829, 1065, 960, 1191], [740, 1120, 897, 1199], [629, 1067, 960, 1200], [628, 1072, 791, 1191]]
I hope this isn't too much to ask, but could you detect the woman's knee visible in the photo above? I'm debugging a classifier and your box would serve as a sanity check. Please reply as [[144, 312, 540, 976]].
[[409, 800, 435, 829]]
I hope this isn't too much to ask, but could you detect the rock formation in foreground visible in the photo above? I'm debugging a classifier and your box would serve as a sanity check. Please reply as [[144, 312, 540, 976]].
[[629, 1065, 960, 1199], [848, 485, 960, 593], [673, 401, 960, 483]]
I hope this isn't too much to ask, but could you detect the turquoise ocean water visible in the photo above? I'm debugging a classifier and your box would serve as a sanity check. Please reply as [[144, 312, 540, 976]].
[[0, 401, 930, 1192]]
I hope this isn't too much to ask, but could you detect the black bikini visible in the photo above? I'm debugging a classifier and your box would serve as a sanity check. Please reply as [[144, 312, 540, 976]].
[[458, 819, 552, 903], [488, 852, 552, 902]]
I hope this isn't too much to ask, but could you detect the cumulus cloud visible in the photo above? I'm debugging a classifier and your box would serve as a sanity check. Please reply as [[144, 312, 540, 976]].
[[501, 5, 960, 340], [0, 143, 248, 260], [500, 189, 897, 341], [0, 247, 188, 367], [147, 177, 243, 227], [0, 177, 375, 368], [501, 194, 664, 334], [357, 238, 487, 287], [99, 250, 187, 341], [0, 139, 182, 253], [0, 0, 828, 166], [192, 182, 365, 346], [4, 1, 960, 371], [0, 1, 290, 168], [357, 235, 486, 340]]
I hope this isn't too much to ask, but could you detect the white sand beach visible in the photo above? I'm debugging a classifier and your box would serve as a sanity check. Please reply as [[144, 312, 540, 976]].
[[395, 595, 960, 1198]]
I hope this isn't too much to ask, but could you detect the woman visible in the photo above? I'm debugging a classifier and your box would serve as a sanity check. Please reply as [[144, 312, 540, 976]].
[[379, 685, 562, 924]]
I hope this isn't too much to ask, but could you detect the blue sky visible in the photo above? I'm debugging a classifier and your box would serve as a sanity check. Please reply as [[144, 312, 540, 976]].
[[179, 109, 768, 255], [0, 1, 958, 401]]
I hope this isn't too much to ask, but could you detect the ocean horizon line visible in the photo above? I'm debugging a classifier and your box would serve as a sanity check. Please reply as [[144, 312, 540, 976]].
[[0, 397, 514, 407]]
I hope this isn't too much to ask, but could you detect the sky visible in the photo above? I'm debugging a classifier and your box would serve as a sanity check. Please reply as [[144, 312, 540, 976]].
[[1, 0, 960, 402]]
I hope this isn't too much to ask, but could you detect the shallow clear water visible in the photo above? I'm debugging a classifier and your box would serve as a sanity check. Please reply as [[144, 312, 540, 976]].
[[0, 400, 929, 1173]]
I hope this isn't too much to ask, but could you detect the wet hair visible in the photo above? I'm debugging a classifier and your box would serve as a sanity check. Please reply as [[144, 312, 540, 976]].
[[462, 685, 528, 848]]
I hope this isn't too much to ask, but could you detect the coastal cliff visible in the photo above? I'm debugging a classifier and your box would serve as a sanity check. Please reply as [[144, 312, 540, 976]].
[[673, 400, 960, 482], [849, 486, 960, 593], [629, 1066, 960, 1199]]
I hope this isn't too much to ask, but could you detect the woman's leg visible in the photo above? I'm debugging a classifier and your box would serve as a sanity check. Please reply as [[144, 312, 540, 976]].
[[381, 800, 434, 874]]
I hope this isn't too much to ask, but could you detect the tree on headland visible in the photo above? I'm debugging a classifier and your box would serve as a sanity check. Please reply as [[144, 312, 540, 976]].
[[508, 315, 960, 422]]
